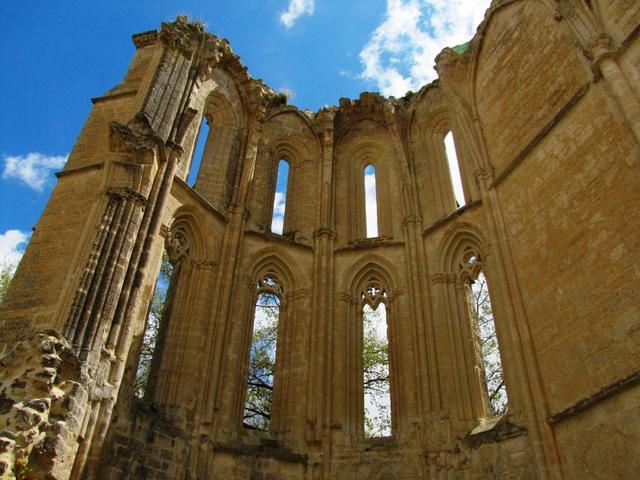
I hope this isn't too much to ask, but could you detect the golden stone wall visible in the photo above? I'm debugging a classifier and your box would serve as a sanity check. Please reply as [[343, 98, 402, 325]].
[[1, 1, 639, 479]]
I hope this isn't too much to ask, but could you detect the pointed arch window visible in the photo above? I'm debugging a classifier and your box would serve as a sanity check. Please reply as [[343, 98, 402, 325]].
[[187, 115, 210, 187], [361, 279, 391, 437], [364, 164, 378, 238], [444, 131, 465, 208], [460, 249, 507, 416], [271, 159, 289, 234], [243, 275, 283, 430]]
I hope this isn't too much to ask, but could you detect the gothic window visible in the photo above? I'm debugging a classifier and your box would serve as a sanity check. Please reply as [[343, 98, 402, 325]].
[[134, 252, 176, 399], [243, 274, 283, 430], [460, 248, 508, 415], [188, 115, 210, 187], [271, 159, 289, 234], [444, 131, 465, 208], [364, 164, 379, 238], [361, 278, 391, 437]]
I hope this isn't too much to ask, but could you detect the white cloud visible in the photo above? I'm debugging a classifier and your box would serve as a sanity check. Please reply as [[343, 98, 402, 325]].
[[271, 191, 286, 234], [0, 229, 30, 270], [359, 0, 490, 97], [280, 0, 315, 28], [2, 152, 67, 191]]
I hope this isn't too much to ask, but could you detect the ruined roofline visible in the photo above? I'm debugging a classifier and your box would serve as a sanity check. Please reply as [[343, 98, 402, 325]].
[[125, 13, 493, 120]]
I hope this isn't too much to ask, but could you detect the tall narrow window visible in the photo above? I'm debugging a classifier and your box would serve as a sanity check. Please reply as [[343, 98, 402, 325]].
[[362, 280, 391, 437], [271, 160, 289, 234], [464, 253, 507, 416], [244, 276, 282, 430], [134, 252, 174, 399], [364, 164, 378, 238], [188, 116, 210, 187], [444, 131, 465, 208]]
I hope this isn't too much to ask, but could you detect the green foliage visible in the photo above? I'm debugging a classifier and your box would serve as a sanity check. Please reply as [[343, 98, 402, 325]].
[[470, 272, 508, 416], [243, 293, 279, 430], [363, 304, 391, 437], [0, 257, 17, 305], [134, 253, 173, 399]]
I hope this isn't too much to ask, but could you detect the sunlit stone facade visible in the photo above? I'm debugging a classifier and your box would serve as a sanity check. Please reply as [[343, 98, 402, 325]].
[[1, 2, 639, 478]]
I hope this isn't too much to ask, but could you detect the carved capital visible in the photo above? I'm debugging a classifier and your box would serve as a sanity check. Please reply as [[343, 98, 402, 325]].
[[108, 121, 159, 164], [474, 166, 495, 186], [585, 34, 617, 70], [106, 187, 147, 207], [313, 227, 337, 240]]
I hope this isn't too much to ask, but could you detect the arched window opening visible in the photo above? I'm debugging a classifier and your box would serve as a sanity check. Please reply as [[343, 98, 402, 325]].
[[244, 275, 282, 430], [361, 280, 391, 437], [134, 252, 175, 399], [188, 115, 210, 187], [364, 164, 378, 238], [271, 159, 289, 234], [462, 251, 507, 416], [444, 131, 465, 208]]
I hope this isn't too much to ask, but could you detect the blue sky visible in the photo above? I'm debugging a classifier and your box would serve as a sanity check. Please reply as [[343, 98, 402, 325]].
[[0, 0, 489, 265]]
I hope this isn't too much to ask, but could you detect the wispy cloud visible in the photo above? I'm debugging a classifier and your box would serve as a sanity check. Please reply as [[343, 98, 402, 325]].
[[280, 0, 315, 28], [271, 191, 286, 234], [2, 152, 67, 191], [359, 0, 490, 97], [0, 229, 30, 269]]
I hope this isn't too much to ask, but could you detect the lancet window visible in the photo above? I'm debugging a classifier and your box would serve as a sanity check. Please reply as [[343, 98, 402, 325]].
[[243, 274, 283, 430], [271, 159, 290, 234], [133, 225, 191, 400], [360, 278, 392, 437], [459, 247, 508, 416], [364, 164, 379, 238], [187, 114, 211, 186], [444, 131, 465, 208]]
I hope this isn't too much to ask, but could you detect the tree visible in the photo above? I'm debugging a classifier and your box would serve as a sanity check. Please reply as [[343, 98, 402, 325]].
[[243, 292, 279, 430], [0, 257, 18, 305], [363, 303, 391, 437], [134, 253, 174, 399], [470, 271, 508, 416]]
